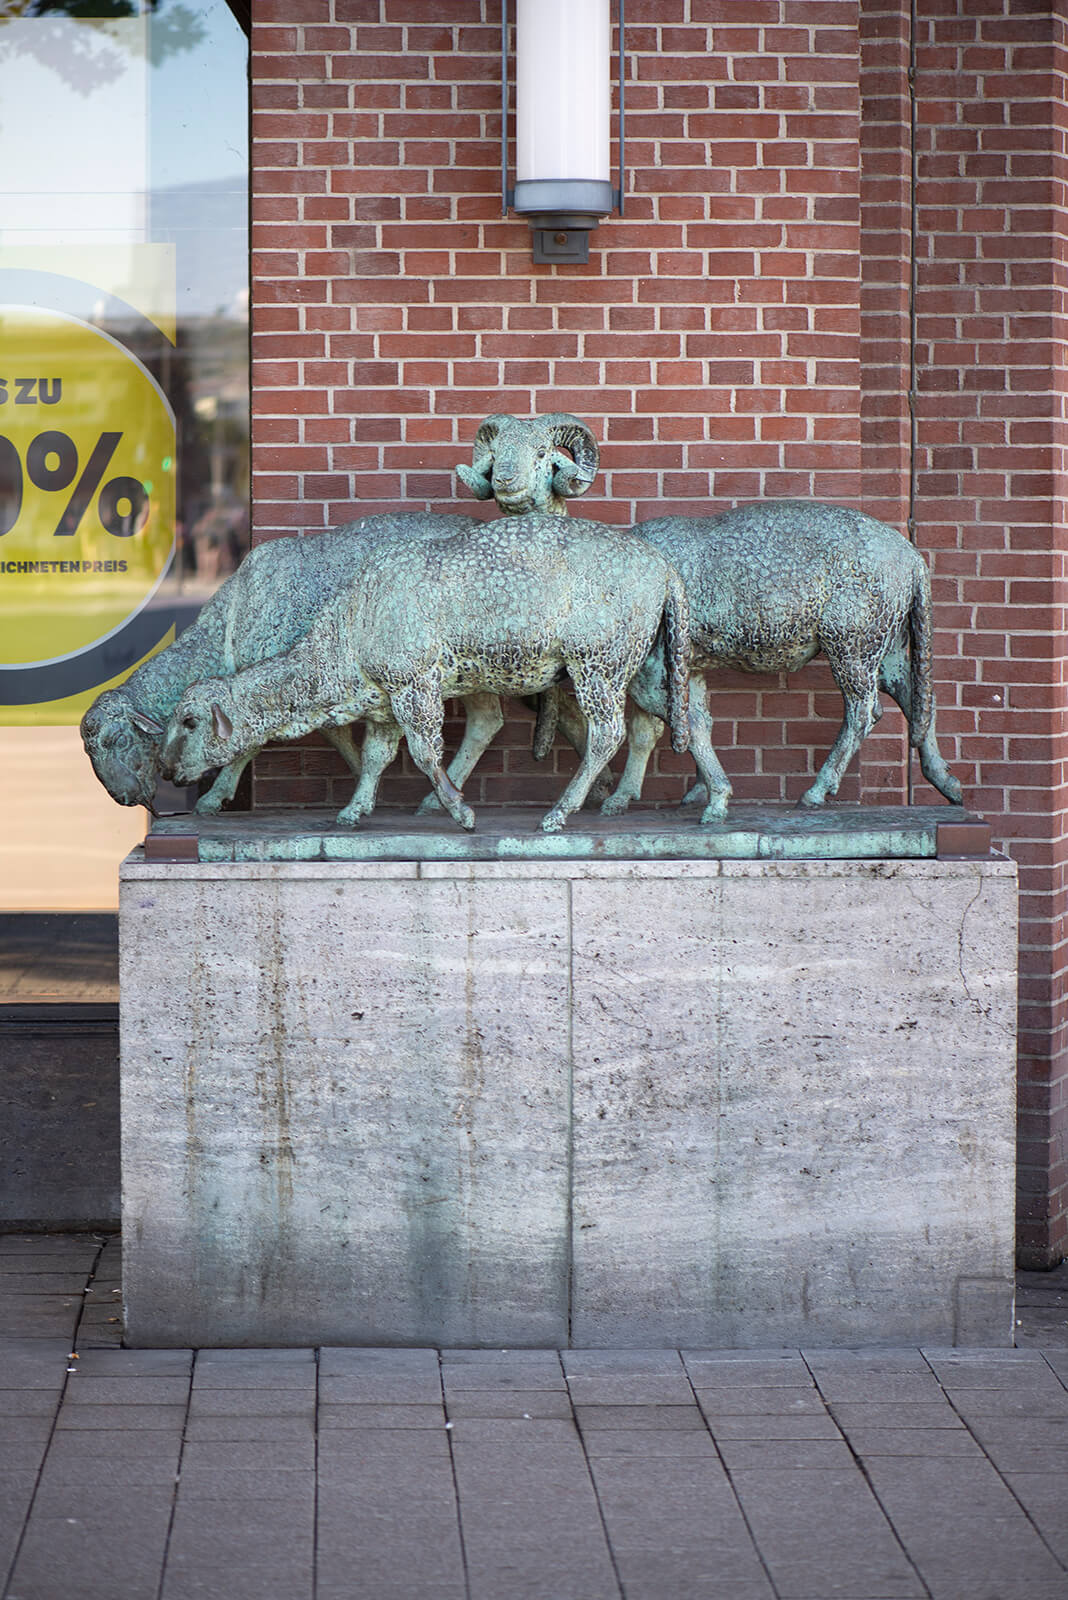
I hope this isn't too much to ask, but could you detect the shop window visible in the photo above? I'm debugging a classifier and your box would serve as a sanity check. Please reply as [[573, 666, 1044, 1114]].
[[0, 0, 249, 910]]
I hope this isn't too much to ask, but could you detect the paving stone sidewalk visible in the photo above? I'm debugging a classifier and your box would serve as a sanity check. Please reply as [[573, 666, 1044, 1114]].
[[2, 1236, 1068, 1600]]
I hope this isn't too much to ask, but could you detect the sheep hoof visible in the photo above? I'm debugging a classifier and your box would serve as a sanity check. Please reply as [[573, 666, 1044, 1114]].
[[194, 792, 224, 816], [681, 782, 707, 807], [335, 806, 366, 827], [700, 793, 730, 825], [455, 803, 476, 832], [599, 791, 632, 817], [541, 809, 567, 833], [415, 792, 442, 815], [797, 785, 826, 809]]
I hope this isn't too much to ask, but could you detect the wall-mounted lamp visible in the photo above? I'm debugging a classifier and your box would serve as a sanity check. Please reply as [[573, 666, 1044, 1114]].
[[502, 0, 625, 264]]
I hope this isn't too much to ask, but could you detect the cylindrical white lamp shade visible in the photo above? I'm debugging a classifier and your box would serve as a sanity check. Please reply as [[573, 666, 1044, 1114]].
[[514, 0, 614, 217]]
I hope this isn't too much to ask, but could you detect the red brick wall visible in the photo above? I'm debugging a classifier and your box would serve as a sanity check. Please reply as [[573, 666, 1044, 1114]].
[[906, 0, 1067, 1268], [250, 0, 876, 812], [248, 0, 1068, 1264]]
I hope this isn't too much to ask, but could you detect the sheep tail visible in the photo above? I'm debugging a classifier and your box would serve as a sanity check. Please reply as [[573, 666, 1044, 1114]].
[[532, 686, 560, 760], [663, 568, 691, 755], [907, 560, 934, 748]]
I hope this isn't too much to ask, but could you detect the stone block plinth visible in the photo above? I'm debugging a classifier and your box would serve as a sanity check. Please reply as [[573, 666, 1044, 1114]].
[[120, 825, 1017, 1347]]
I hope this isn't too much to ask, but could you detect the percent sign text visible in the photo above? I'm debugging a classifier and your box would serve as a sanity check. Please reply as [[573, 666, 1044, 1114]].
[[0, 430, 149, 539]]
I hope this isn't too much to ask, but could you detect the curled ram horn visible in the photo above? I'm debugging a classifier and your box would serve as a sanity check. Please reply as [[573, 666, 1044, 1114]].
[[129, 708, 164, 737], [455, 413, 513, 500], [543, 414, 599, 501], [211, 702, 234, 742]]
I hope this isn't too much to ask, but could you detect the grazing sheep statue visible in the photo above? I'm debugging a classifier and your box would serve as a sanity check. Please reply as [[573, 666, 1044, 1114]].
[[594, 500, 962, 822], [455, 413, 599, 516], [80, 512, 484, 814], [161, 515, 690, 834]]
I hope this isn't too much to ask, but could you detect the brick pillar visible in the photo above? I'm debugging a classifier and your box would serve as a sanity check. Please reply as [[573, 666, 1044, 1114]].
[[910, 0, 1067, 1267]]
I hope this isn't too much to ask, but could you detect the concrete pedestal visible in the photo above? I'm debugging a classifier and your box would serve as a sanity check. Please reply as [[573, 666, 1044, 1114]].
[[120, 823, 1017, 1347]]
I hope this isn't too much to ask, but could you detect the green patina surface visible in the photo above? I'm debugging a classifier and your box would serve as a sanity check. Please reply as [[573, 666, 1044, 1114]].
[[143, 804, 985, 864]]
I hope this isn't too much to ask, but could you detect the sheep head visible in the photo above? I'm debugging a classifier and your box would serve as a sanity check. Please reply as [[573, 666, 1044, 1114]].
[[456, 413, 599, 515], [80, 689, 164, 807], [161, 681, 241, 784]]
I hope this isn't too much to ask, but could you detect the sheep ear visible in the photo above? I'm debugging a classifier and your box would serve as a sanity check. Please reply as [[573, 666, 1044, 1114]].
[[211, 703, 234, 742], [456, 463, 494, 499], [130, 709, 164, 737]]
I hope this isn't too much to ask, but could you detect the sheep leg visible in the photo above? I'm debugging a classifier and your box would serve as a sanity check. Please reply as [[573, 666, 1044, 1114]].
[[542, 670, 626, 832], [553, 693, 616, 806], [800, 649, 881, 807], [879, 647, 963, 804], [599, 707, 663, 816], [416, 692, 504, 815], [391, 680, 476, 832], [336, 720, 403, 825], [322, 722, 363, 779], [195, 749, 258, 814], [622, 657, 732, 823]]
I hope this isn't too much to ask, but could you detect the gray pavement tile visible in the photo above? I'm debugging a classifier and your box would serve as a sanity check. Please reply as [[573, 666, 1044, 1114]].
[[61, 1375, 190, 1406], [194, 1347, 315, 1364], [0, 1274, 98, 1295], [574, 1402, 704, 1431], [943, 1386, 1068, 1417], [691, 1384, 829, 1415], [0, 1391, 59, 1417], [175, 1467, 317, 1502], [318, 1585, 465, 1600], [66, 1349, 193, 1377], [30, 1482, 175, 1519], [682, 1352, 813, 1386], [177, 1439, 315, 1474], [565, 1373, 696, 1405], [715, 1438, 860, 1471], [561, 1348, 686, 1375], [1003, 1472, 1068, 1567], [446, 1390, 573, 1420], [444, 1418, 579, 1445], [441, 1363, 567, 1392], [728, 1466, 924, 1599], [463, 1554, 620, 1600], [803, 1348, 931, 1372], [0, 1345, 71, 1388], [829, 1402, 965, 1431], [963, 1416, 1068, 1473], [613, 1547, 775, 1600], [317, 1402, 445, 1429], [187, 1388, 313, 1417], [922, 1347, 1046, 1368], [580, 1427, 719, 1457], [0, 1441, 49, 1472], [192, 1360, 316, 1390], [0, 1416, 53, 1442], [813, 1373, 948, 1403], [319, 1372, 443, 1405], [183, 1414, 315, 1443], [701, 1412, 843, 1442], [319, 1345, 440, 1373], [318, 1429, 453, 1466], [925, 1354, 1063, 1390], [55, 1403, 187, 1430], [847, 1428, 986, 1460], [0, 1307, 79, 1336], [863, 1454, 1068, 1600], [36, 1451, 181, 1491], [7, 1505, 172, 1600]]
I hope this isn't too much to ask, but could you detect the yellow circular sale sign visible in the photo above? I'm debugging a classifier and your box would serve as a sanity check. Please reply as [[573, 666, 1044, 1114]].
[[0, 305, 175, 667]]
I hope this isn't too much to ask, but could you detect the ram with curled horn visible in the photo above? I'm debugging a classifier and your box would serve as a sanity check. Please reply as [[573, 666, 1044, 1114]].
[[455, 413, 599, 516]]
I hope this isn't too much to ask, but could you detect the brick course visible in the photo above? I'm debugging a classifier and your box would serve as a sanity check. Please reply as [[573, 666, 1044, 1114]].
[[249, 0, 1068, 1264]]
